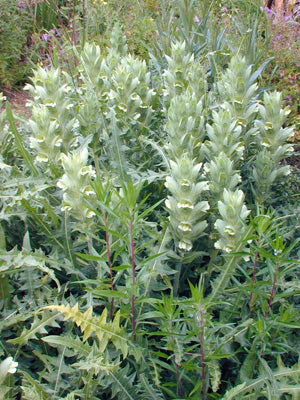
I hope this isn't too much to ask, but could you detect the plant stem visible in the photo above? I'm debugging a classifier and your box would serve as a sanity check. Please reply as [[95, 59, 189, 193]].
[[137, 226, 169, 320], [175, 362, 184, 399], [174, 261, 182, 297], [130, 215, 136, 340], [249, 235, 261, 318], [81, 0, 87, 50], [198, 306, 206, 400], [264, 258, 280, 318], [103, 210, 114, 320], [170, 323, 184, 399], [209, 225, 254, 302], [72, 0, 76, 47]]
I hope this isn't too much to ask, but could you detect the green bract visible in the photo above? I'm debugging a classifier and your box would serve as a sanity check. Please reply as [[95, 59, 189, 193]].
[[57, 147, 96, 222], [215, 189, 250, 254]]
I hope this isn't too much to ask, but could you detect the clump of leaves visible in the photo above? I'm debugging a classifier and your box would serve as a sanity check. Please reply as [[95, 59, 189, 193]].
[[0, 19, 299, 400]]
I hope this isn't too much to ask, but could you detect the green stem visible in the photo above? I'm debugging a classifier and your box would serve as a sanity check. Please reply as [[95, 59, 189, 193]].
[[209, 225, 254, 302], [264, 257, 280, 319], [249, 235, 262, 318], [130, 215, 136, 341], [174, 261, 182, 297]]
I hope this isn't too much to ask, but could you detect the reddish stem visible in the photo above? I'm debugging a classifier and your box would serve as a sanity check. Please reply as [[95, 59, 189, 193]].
[[264, 258, 280, 318], [130, 215, 136, 340], [103, 210, 114, 320], [249, 235, 261, 318], [198, 307, 205, 400], [170, 323, 184, 399]]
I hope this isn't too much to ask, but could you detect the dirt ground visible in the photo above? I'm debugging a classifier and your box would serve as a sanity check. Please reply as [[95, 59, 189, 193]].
[[1, 88, 32, 118]]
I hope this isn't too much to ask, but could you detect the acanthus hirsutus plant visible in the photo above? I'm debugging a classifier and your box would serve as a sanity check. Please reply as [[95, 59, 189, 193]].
[[0, 22, 298, 400]]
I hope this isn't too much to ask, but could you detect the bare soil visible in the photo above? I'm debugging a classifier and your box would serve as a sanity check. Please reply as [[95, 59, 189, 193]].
[[1, 88, 32, 118]]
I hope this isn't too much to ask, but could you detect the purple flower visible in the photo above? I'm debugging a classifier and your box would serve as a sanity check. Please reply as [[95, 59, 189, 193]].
[[264, 7, 274, 18], [194, 16, 200, 23], [274, 34, 282, 41], [60, 49, 65, 54], [221, 6, 228, 12], [19, 2, 24, 8], [49, 29, 55, 34], [41, 33, 49, 41]]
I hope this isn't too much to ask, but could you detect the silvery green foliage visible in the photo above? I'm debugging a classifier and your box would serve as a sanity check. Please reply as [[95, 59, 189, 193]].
[[205, 109, 244, 164], [205, 153, 241, 202], [217, 55, 258, 127], [26, 68, 78, 173], [186, 61, 208, 101], [78, 43, 107, 139], [78, 33, 156, 160], [0, 93, 6, 129], [256, 92, 294, 155], [108, 23, 128, 59], [165, 157, 209, 252], [79, 43, 107, 97], [165, 90, 209, 252], [108, 55, 156, 128], [253, 92, 294, 204], [163, 41, 194, 101], [163, 41, 207, 104], [29, 107, 61, 164], [214, 189, 250, 254], [165, 92, 205, 160], [57, 147, 96, 222]]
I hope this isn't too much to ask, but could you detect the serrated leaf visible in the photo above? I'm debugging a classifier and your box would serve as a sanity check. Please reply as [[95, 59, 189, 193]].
[[42, 335, 91, 356], [41, 304, 129, 358], [21, 371, 51, 400], [221, 383, 246, 400], [9, 312, 61, 345]]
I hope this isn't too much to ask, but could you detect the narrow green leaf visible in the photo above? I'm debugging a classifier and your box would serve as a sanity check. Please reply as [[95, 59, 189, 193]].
[[6, 102, 38, 176], [42, 335, 91, 356], [21, 371, 51, 400], [9, 312, 61, 345]]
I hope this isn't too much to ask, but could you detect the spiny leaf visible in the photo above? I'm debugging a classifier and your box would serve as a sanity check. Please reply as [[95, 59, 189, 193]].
[[42, 335, 91, 356], [208, 360, 221, 392], [41, 304, 128, 357], [73, 353, 121, 375], [221, 383, 247, 400], [0, 247, 61, 290], [106, 365, 143, 400], [21, 371, 51, 400], [139, 373, 165, 400], [8, 312, 61, 345]]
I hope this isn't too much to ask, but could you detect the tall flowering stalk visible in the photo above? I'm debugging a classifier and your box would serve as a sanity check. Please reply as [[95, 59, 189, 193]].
[[164, 92, 209, 253], [117, 180, 145, 340], [26, 68, 78, 176], [216, 55, 258, 129], [57, 147, 96, 225], [253, 91, 294, 204], [214, 189, 250, 255]]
